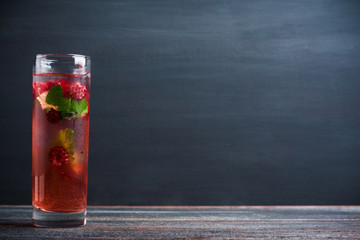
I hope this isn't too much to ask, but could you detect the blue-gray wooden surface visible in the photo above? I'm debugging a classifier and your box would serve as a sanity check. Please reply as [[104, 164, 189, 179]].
[[1, 206, 360, 239]]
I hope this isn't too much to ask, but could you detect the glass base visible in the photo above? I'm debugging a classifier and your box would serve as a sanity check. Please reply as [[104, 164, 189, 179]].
[[32, 207, 86, 228]]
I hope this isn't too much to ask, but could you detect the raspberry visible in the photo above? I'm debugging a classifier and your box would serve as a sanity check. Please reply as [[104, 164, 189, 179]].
[[68, 82, 87, 100], [49, 146, 69, 166], [46, 109, 61, 123]]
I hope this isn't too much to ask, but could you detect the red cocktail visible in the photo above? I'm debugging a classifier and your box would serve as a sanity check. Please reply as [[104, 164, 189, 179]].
[[32, 54, 90, 227]]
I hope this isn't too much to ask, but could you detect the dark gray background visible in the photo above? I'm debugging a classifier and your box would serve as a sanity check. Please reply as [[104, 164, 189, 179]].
[[1, 0, 360, 205]]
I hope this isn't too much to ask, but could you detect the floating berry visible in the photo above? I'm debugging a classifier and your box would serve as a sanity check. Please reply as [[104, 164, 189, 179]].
[[69, 82, 87, 100], [49, 146, 69, 166], [46, 109, 61, 123]]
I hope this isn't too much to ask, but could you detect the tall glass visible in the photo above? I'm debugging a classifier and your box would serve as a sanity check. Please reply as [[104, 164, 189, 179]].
[[32, 54, 91, 227]]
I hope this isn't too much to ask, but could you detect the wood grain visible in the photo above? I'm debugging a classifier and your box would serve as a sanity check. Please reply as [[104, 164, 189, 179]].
[[1, 206, 360, 239]]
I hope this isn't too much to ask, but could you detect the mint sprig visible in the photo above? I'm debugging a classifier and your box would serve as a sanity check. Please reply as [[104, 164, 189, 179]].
[[46, 85, 70, 112], [46, 85, 88, 119]]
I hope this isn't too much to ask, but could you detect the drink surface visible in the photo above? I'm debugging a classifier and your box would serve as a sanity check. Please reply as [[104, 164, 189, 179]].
[[32, 73, 90, 213]]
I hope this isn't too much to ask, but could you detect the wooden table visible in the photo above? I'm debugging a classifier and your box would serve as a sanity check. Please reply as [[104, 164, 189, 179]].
[[1, 206, 360, 239]]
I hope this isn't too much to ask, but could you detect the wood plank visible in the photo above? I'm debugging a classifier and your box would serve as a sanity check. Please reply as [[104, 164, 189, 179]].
[[1, 206, 360, 239]]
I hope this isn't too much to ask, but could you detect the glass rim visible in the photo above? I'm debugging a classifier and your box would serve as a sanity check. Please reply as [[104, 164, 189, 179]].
[[35, 53, 91, 60]]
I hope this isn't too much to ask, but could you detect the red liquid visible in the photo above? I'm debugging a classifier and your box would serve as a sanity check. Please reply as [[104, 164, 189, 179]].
[[32, 74, 90, 213]]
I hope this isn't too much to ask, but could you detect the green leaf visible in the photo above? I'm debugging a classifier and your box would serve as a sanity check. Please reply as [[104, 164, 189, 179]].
[[45, 85, 63, 106], [57, 98, 71, 112], [45, 85, 89, 119], [71, 99, 88, 114]]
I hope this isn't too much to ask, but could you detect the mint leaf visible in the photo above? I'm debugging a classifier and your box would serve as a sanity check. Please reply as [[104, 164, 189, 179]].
[[46, 85, 70, 111], [57, 98, 71, 112], [46, 85, 63, 106], [71, 99, 88, 114], [45, 85, 89, 119]]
